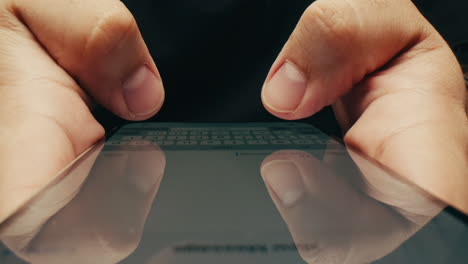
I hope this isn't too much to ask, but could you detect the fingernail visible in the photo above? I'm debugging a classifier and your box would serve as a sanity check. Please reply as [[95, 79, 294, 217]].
[[123, 65, 164, 117], [129, 153, 164, 194], [262, 61, 307, 113], [261, 160, 305, 208], [132, 171, 157, 193]]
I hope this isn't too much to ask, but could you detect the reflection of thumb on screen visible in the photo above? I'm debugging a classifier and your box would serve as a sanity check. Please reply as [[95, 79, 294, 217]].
[[20, 145, 166, 264], [260, 150, 365, 263], [261, 158, 305, 209], [147, 246, 177, 264], [0, 142, 104, 253], [260, 149, 431, 264], [1, 143, 166, 264], [125, 147, 166, 194]]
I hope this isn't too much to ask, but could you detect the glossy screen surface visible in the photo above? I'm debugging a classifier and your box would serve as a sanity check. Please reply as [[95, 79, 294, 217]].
[[1, 123, 467, 264]]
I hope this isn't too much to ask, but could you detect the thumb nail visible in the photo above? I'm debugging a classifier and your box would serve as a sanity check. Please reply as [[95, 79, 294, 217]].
[[261, 160, 305, 208], [262, 61, 307, 113], [122, 65, 164, 117]]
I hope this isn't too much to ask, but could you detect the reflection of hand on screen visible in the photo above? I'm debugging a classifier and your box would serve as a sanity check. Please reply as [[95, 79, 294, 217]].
[[260, 147, 444, 264], [0, 141, 166, 264]]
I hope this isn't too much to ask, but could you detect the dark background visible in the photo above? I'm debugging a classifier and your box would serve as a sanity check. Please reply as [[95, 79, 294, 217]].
[[94, 0, 468, 137]]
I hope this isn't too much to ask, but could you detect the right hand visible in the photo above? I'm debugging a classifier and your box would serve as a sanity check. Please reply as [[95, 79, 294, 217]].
[[0, 0, 164, 222]]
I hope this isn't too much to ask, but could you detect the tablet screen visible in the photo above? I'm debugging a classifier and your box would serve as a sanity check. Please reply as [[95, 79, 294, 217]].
[[1, 123, 466, 263]]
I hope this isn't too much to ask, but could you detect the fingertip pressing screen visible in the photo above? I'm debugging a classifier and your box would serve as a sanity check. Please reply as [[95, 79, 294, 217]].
[[1, 123, 467, 264]]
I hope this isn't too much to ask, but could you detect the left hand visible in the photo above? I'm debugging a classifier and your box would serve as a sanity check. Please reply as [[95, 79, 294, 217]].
[[261, 0, 468, 211]]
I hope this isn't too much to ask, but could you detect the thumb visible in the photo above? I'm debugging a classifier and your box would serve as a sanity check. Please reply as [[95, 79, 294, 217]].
[[260, 0, 468, 213], [11, 0, 164, 120], [261, 0, 429, 120]]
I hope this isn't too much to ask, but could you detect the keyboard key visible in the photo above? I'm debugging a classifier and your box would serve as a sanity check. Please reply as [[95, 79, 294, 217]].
[[224, 140, 245, 145], [129, 141, 153, 146], [255, 135, 276, 140], [169, 131, 188, 136], [231, 127, 265, 130], [171, 127, 204, 131], [144, 136, 165, 140], [231, 131, 251, 135], [212, 135, 231, 140], [247, 140, 268, 145], [293, 140, 314, 144], [272, 131, 293, 135], [190, 135, 210, 140], [211, 131, 230, 135], [233, 135, 254, 140], [167, 136, 188, 140], [297, 130, 319, 135], [122, 136, 143, 140], [115, 131, 140, 136], [107, 141, 128, 145], [153, 140, 174, 146], [190, 131, 209, 136], [201, 140, 222, 145], [176, 141, 198, 145], [298, 135, 319, 139], [277, 135, 298, 139], [253, 131, 271, 135], [147, 131, 167, 136], [271, 140, 292, 145]]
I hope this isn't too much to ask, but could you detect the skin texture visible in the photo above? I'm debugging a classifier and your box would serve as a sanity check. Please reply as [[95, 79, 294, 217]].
[[0, 0, 466, 227], [261, 0, 468, 212], [0, 0, 163, 221]]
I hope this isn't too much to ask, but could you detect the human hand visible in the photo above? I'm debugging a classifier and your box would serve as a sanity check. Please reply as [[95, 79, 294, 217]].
[[0, 0, 164, 221], [261, 0, 468, 211]]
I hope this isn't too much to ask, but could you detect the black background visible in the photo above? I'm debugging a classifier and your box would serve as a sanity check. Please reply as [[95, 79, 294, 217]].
[[94, 0, 468, 137]]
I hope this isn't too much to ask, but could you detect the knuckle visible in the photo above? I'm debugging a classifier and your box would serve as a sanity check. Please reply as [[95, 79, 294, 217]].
[[0, 7, 25, 34], [302, 0, 359, 43], [82, 2, 137, 58]]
